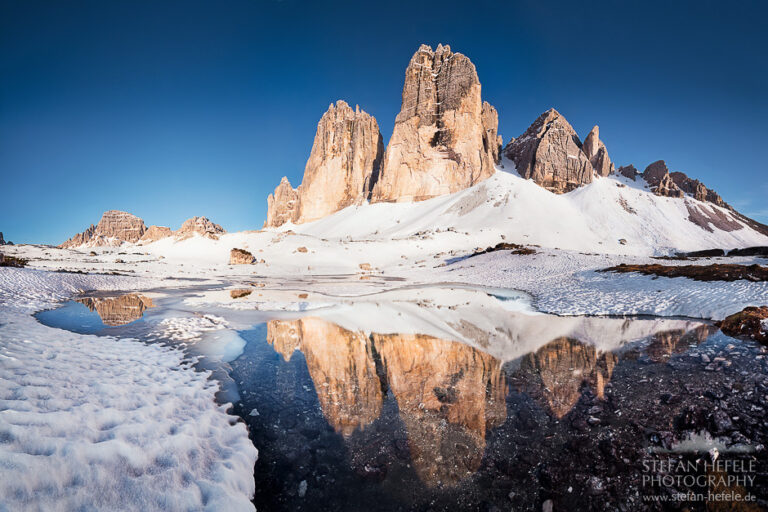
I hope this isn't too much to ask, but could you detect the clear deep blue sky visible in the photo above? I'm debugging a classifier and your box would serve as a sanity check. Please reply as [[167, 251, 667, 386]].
[[1, 0, 766, 244]]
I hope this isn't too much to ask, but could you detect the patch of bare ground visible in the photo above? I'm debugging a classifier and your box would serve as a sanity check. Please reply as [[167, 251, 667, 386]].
[[716, 306, 768, 343], [0, 253, 28, 267], [600, 263, 768, 282], [469, 242, 536, 258]]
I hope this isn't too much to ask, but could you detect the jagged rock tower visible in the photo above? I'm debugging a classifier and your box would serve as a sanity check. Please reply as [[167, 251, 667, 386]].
[[265, 100, 383, 227], [371, 44, 501, 203]]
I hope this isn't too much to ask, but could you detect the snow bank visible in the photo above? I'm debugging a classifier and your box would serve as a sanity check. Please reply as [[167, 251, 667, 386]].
[[0, 268, 258, 511]]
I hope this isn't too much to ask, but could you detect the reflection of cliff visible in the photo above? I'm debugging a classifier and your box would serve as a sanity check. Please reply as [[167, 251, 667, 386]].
[[514, 337, 617, 419], [646, 325, 716, 362], [265, 318, 507, 486], [77, 294, 154, 326], [374, 333, 506, 486], [267, 318, 383, 437]]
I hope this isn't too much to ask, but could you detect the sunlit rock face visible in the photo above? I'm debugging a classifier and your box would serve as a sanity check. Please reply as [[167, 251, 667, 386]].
[[296, 101, 384, 223], [514, 337, 616, 419], [371, 44, 500, 203], [77, 294, 154, 326], [373, 332, 506, 486], [265, 177, 300, 228], [503, 109, 594, 194], [265, 101, 383, 227], [266, 318, 383, 436], [60, 210, 146, 248]]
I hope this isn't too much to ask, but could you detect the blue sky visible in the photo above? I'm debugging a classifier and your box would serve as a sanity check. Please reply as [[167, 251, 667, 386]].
[[1, 0, 766, 244]]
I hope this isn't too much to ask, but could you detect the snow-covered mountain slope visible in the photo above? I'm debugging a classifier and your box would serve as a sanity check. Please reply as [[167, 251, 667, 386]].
[[284, 165, 768, 256]]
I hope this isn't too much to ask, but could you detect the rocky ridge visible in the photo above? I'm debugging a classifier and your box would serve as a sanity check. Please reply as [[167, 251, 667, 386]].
[[261, 43, 744, 229], [60, 211, 225, 248]]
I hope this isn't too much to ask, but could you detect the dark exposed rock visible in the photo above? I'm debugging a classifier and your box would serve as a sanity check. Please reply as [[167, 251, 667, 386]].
[[601, 263, 768, 282], [617, 165, 638, 180], [717, 306, 768, 343], [503, 109, 594, 193]]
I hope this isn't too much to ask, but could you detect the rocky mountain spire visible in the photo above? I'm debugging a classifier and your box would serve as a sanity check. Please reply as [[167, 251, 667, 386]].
[[503, 109, 595, 193], [370, 44, 500, 203], [582, 125, 614, 177], [265, 101, 383, 227], [296, 100, 383, 222], [266, 177, 300, 228]]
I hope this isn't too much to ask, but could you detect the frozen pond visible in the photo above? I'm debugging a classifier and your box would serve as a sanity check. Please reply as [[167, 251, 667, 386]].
[[35, 284, 768, 510]]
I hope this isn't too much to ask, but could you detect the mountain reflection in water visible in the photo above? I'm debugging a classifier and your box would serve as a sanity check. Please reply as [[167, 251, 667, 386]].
[[76, 294, 155, 326], [268, 318, 506, 485], [261, 312, 716, 489]]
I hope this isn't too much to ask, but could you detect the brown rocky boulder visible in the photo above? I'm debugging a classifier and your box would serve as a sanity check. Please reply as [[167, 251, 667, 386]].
[[174, 217, 225, 240], [229, 248, 255, 265], [138, 225, 173, 244], [717, 306, 768, 343], [503, 109, 595, 193], [581, 125, 614, 177], [60, 210, 146, 248], [371, 44, 499, 203]]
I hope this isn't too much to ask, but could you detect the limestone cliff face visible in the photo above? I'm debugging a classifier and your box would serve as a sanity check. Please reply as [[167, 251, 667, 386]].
[[297, 101, 384, 222], [60, 210, 146, 248], [669, 171, 728, 208], [582, 125, 614, 177], [370, 44, 500, 203], [265, 177, 300, 228], [264, 101, 383, 228], [174, 217, 225, 240], [503, 109, 595, 193]]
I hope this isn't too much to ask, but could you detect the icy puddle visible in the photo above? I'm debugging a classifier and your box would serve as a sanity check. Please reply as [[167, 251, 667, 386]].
[[35, 284, 768, 511]]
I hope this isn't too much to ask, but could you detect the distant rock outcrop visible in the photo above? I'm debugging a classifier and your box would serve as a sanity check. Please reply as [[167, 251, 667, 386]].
[[60, 210, 146, 248], [618, 165, 639, 180], [642, 161, 684, 198], [370, 44, 500, 203], [503, 109, 594, 193], [669, 171, 728, 208], [0, 232, 4, 245], [582, 126, 614, 177], [174, 217, 225, 240], [139, 225, 173, 244], [61, 212, 225, 248]]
